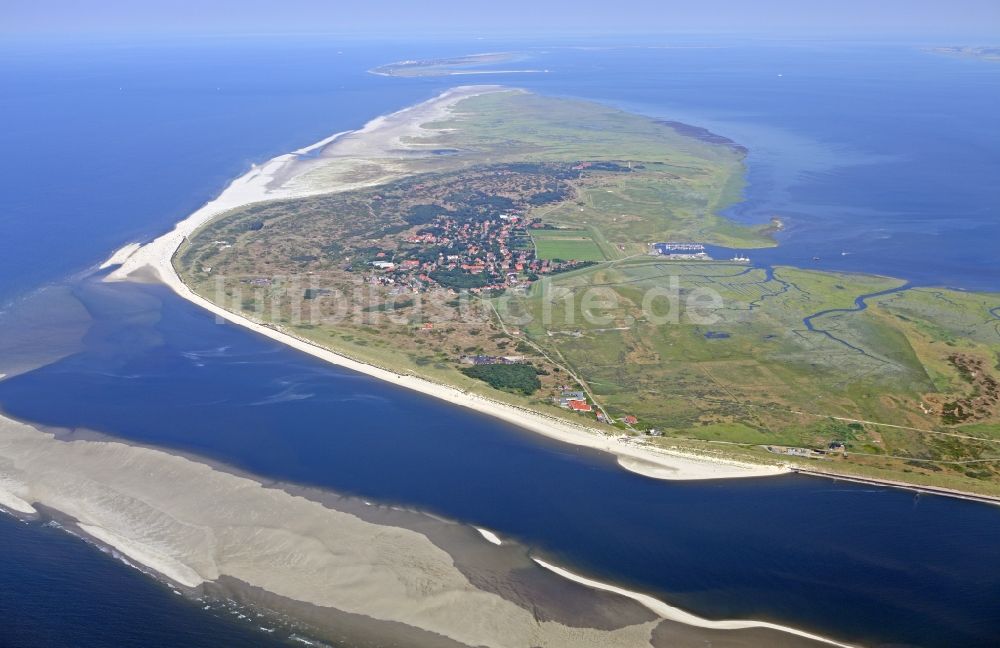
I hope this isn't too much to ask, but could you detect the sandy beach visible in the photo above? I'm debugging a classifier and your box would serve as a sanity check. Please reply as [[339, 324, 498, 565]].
[[104, 85, 787, 483]]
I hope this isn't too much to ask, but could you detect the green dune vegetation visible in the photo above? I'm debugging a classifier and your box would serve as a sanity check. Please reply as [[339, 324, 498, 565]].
[[175, 89, 1000, 496]]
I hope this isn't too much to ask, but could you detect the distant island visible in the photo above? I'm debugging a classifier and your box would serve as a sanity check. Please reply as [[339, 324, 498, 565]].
[[927, 46, 1000, 62], [129, 86, 1000, 499], [370, 51, 547, 77]]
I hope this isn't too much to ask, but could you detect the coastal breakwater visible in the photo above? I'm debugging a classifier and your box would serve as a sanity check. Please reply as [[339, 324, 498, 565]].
[[791, 467, 1000, 507]]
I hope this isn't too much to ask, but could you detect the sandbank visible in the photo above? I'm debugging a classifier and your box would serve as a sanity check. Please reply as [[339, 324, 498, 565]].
[[0, 413, 837, 647], [476, 527, 503, 545]]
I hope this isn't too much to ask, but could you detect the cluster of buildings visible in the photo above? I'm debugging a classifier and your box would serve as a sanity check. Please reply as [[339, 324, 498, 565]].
[[555, 390, 642, 428], [368, 214, 571, 293], [364, 260, 431, 292], [556, 390, 592, 411]]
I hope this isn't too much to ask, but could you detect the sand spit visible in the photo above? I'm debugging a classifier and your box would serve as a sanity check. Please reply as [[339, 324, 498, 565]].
[[533, 559, 855, 648], [98, 242, 140, 269], [0, 414, 836, 647], [103, 85, 787, 483]]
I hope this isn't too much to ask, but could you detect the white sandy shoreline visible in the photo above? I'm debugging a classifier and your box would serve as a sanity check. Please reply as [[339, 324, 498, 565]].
[[532, 558, 856, 648], [104, 85, 787, 483]]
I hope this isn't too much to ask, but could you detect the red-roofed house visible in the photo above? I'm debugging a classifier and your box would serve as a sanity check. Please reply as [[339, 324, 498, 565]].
[[567, 400, 592, 413]]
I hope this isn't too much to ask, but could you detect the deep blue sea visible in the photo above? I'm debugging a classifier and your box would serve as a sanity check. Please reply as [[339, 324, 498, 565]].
[[0, 514, 287, 647], [1, 37, 999, 648]]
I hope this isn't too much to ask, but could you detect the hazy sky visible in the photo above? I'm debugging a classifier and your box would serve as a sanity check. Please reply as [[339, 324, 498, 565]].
[[5, 0, 999, 38]]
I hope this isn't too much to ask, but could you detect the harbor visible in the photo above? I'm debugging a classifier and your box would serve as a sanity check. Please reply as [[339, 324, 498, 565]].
[[651, 242, 751, 264]]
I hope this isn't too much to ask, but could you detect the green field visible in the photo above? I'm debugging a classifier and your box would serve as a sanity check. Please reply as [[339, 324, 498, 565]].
[[496, 258, 1000, 494], [531, 230, 607, 262]]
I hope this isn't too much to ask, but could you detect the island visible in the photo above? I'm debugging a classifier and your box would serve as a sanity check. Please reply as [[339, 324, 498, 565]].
[[148, 86, 1000, 499], [370, 51, 547, 76], [926, 46, 1000, 62]]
